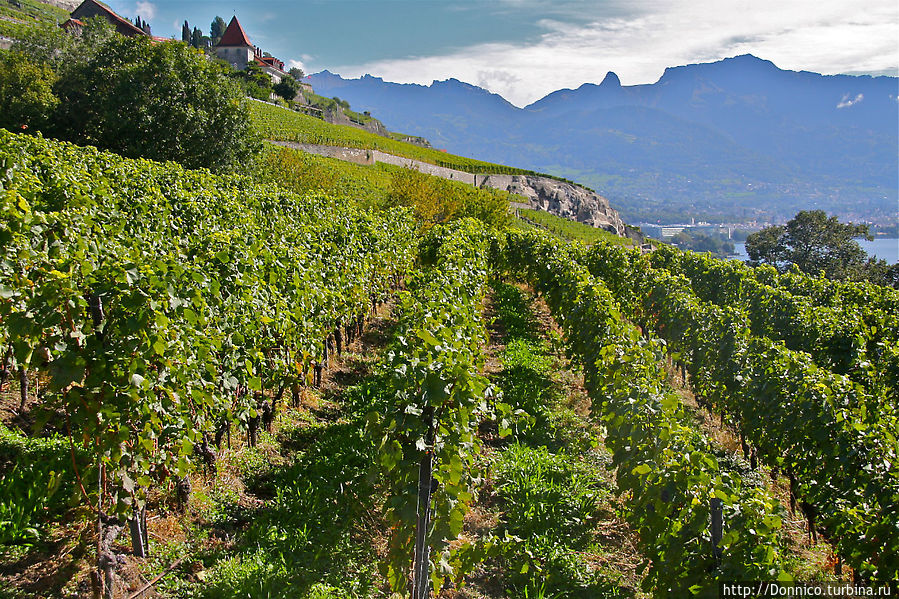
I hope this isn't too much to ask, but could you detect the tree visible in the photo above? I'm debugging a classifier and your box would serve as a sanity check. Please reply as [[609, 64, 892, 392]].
[[746, 210, 874, 280], [210, 16, 226, 45], [181, 20, 190, 43], [52, 35, 258, 172], [134, 16, 150, 35], [190, 26, 202, 48], [234, 61, 273, 100], [273, 76, 300, 101], [671, 230, 734, 257], [288, 66, 305, 80], [0, 52, 58, 132]]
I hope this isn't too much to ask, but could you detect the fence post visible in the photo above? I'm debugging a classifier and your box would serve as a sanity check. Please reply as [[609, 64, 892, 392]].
[[411, 408, 435, 599], [710, 497, 723, 565]]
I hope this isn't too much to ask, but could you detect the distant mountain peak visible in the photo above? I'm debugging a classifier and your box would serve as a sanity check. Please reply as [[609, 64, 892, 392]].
[[659, 54, 779, 83], [600, 71, 621, 87]]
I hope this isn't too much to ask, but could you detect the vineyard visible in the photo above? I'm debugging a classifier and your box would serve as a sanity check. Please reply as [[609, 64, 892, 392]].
[[0, 127, 897, 598], [249, 101, 573, 180]]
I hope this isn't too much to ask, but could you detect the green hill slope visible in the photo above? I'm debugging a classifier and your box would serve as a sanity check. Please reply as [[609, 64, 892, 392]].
[[249, 100, 547, 177]]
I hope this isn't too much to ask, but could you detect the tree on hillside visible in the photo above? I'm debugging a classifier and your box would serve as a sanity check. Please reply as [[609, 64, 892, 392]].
[[52, 35, 258, 172], [233, 61, 273, 100], [134, 16, 150, 35], [746, 210, 896, 285], [288, 66, 305, 80], [273, 76, 300, 101], [0, 52, 58, 132], [210, 16, 226, 45], [181, 20, 190, 43]]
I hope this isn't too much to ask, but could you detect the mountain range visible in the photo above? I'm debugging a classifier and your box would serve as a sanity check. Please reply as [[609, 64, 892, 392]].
[[308, 55, 898, 225]]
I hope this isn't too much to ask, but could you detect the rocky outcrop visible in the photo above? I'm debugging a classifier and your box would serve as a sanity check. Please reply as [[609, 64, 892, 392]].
[[361, 118, 389, 137], [393, 135, 432, 149], [476, 174, 625, 235]]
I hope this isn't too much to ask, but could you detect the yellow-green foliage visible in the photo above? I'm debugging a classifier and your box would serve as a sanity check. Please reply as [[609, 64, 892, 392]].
[[0, 0, 69, 41], [388, 167, 510, 229], [0, 0, 68, 25], [259, 145, 392, 207], [258, 146, 511, 229], [519, 208, 631, 247]]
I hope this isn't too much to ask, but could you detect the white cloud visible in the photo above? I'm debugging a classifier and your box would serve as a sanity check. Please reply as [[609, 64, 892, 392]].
[[287, 59, 307, 74], [837, 93, 864, 108], [134, 1, 156, 21], [331, 0, 899, 106]]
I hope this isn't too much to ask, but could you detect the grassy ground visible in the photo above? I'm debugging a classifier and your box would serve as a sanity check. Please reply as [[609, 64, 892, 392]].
[[467, 280, 648, 598]]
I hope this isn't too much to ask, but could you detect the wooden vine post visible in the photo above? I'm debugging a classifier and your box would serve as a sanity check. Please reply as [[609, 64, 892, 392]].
[[411, 407, 435, 599]]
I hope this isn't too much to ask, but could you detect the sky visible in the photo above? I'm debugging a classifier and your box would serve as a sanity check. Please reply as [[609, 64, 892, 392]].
[[106, 0, 899, 107]]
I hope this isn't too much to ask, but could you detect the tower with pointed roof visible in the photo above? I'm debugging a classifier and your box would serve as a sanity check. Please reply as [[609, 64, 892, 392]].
[[214, 16, 255, 70], [214, 16, 287, 85]]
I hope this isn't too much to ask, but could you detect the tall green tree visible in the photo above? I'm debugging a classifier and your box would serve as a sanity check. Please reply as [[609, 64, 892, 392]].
[[181, 20, 190, 43], [746, 210, 875, 280], [52, 35, 258, 172], [210, 16, 226, 45], [0, 52, 58, 132], [273, 76, 300, 101], [288, 66, 305, 80]]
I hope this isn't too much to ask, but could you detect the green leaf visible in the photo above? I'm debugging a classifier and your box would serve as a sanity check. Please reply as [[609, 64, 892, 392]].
[[632, 463, 652, 476]]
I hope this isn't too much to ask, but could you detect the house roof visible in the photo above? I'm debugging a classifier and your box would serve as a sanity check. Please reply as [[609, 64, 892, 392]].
[[71, 0, 147, 37], [217, 16, 253, 47], [254, 56, 287, 75]]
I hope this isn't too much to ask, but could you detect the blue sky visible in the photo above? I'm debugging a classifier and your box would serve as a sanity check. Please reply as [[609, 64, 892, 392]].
[[108, 0, 899, 106]]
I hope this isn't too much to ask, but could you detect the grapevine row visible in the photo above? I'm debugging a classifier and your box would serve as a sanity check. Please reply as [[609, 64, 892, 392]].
[[652, 243, 899, 315], [648, 245, 899, 394], [250, 101, 586, 184], [505, 230, 789, 597], [0, 129, 417, 557], [369, 219, 496, 593], [585, 241, 899, 580]]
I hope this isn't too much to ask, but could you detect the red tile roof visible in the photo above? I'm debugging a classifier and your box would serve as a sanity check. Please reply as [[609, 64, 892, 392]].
[[254, 56, 287, 75], [217, 16, 253, 47]]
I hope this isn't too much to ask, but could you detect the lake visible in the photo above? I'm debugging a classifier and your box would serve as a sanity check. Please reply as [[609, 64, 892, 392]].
[[731, 238, 899, 264]]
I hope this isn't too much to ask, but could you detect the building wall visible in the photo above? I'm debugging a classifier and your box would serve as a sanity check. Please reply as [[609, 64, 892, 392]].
[[261, 66, 282, 84], [215, 46, 254, 69]]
